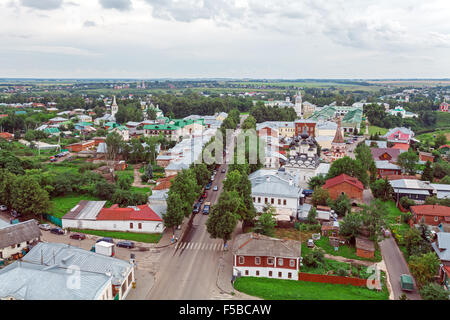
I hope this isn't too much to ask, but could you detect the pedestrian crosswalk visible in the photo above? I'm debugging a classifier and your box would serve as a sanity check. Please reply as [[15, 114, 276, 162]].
[[175, 241, 225, 252]]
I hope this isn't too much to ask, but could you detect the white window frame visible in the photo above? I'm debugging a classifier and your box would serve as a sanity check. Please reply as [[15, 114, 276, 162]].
[[239, 256, 245, 264], [278, 258, 284, 266], [255, 257, 261, 265], [290, 259, 295, 267], [267, 257, 274, 265]]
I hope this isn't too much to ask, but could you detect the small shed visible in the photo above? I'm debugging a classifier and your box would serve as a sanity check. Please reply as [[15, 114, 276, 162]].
[[356, 237, 375, 259]]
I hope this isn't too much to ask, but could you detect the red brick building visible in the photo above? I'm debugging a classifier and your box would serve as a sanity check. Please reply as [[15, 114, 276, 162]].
[[294, 120, 316, 138], [323, 174, 364, 201], [419, 151, 434, 163], [440, 102, 449, 112], [411, 205, 450, 226], [356, 237, 375, 259], [66, 140, 96, 152], [232, 233, 301, 281]]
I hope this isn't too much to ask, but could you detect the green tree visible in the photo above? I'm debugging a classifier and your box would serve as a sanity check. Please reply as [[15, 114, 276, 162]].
[[421, 161, 434, 182], [105, 131, 124, 161], [326, 156, 368, 187], [116, 174, 133, 190], [191, 163, 211, 187], [330, 193, 351, 217], [10, 175, 50, 219], [308, 175, 326, 190], [170, 169, 201, 218], [435, 133, 448, 149], [0, 170, 17, 208], [361, 200, 388, 241], [311, 187, 330, 206], [307, 207, 317, 224], [254, 206, 277, 236], [339, 212, 363, 241], [420, 283, 450, 300], [206, 191, 241, 246], [163, 192, 185, 234], [370, 178, 394, 201], [408, 252, 440, 288], [397, 151, 419, 175]]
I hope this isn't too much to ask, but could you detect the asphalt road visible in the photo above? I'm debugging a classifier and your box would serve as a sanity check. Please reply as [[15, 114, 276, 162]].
[[379, 237, 422, 300], [147, 123, 243, 300]]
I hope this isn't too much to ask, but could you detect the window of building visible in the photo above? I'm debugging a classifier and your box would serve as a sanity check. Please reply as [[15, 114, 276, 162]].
[[278, 258, 283, 266], [283, 200, 287, 206], [258, 197, 261, 203], [435, 216, 439, 222], [288, 272, 292, 279], [290, 259, 295, 267], [267, 257, 274, 265], [256, 270, 260, 276], [255, 257, 261, 265], [130, 223, 133, 229], [278, 199, 281, 205], [253, 197, 255, 202], [138, 223, 142, 229], [245, 270, 249, 276], [278, 272, 282, 278], [271, 198, 274, 204], [269, 271, 272, 277], [239, 256, 245, 264], [265, 198, 268, 204]]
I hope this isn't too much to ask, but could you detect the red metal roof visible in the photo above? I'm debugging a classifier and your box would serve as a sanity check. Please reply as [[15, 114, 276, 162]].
[[323, 173, 364, 190], [410, 205, 450, 217], [96, 204, 163, 221], [392, 143, 409, 151], [0, 132, 13, 139]]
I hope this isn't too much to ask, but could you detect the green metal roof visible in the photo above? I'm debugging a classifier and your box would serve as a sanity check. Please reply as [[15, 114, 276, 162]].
[[44, 128, 60, 134], [143, 124, 180, 131], [109, 125, 129, 131]]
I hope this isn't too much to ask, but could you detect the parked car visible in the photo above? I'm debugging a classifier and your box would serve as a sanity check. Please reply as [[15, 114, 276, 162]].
[[0, 205, 7, 211], [96, 237, 114, 244], [198, 197, 204, 204], [203, 202, 211, 215], [213, 185, 218, 191], [211, 175, 215, 181], [202, 191, 208, 198], [117, 241, 135, 249], [39, 224, 51, 231], [70, 233, 86, 240], [205, 183, 212, 190], [221, 168, 226, 173], [307, 239, 314, 248], [192, 203, 201, 214], [50, 227, 64, 235], [400, 274, 414, 292]]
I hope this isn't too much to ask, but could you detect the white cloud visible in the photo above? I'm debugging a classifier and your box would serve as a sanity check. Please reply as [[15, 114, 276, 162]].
[[1, 0, 450, 78]]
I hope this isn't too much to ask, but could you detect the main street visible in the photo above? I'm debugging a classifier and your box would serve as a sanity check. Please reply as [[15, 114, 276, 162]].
[[147, 119, 245, 300]]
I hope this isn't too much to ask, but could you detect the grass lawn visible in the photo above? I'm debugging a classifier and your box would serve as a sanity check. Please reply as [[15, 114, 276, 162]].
[[116, 167, 135, 182], [303, 236, 382, 262], [416, 129, 450, 145], [368, 126, 388, 136], [302, 258, 370, 279], [130, 186, 152, 195], [49, 194, 105, 218], [71, 229, 162, 243], [234, 277, 389, 300]]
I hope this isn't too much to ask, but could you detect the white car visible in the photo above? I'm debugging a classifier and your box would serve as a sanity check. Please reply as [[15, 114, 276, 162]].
[[39, 224, 51, 231], [213, 186, 218, 191], [0, 205, 7, 211]]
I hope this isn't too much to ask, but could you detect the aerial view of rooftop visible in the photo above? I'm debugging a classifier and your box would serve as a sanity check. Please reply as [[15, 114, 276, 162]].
[[0, 0, 449, 315]]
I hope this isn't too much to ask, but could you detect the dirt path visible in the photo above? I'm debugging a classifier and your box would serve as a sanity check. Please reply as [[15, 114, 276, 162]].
[[132, 166, 149, 188]]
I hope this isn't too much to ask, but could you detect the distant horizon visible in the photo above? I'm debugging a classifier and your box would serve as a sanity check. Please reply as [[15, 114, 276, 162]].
[[1, 78, 450, 81]]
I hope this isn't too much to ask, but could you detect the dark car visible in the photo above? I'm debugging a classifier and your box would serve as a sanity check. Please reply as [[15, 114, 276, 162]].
[[70, 233, 86, 240], [117, 241, 135, 249], [203, 202, 211, 215], [192, 203, 201, 214], [302, 189, 314, 197], [205, 183, 212, 190], [96, 237, 114, 244], [50, 227, 64, 235], [198, 197, 204, 204]]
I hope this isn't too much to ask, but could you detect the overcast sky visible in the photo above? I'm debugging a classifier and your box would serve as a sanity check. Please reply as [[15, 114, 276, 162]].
[[1, 0, 450, 79]]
